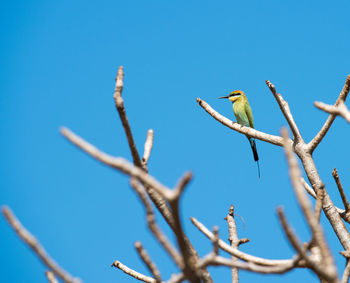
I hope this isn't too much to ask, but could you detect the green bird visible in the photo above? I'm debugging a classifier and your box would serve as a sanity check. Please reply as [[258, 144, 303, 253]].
[[219, 90, 260, 178]]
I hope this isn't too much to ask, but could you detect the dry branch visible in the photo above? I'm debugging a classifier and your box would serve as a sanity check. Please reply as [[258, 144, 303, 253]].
[[111, 260, 157, 283], [196, 98, 288, 147], [45, 271, 59, 283], [314, 101, 350, 123], [226, 205, 239, 283], [2, 206, 81, 283], [308, 75, 350, 152], [135, 242, 162, 283]]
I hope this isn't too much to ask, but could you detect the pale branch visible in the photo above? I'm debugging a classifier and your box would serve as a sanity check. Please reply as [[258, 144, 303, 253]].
[[111, 260, 157, 283], [238, 238, 250, 246], [281, 128, 336, 277], [190, 217, 303, 267], [314, 189, 324, 222], [113, 66, 142, 168], [60, 127, 173, 199], [142, 129, 154, 169], [196, 98, 288, 147], [135, 242, 162, 283], [168, 174, 202, 283], [130, 179, 183, 268], [45, 271, 59, 283], [265, 80, 303, 142], [226, 205, 239, 283], [300, 177, 317, 198], [308, 75, 350, 153], [2, 206, 81, 283], [277, 207, 335, 282], [341, 260, 350, 283], [300, 177, 349, 222], [314, 101, 350, 124], [332, 168, 350, 212]]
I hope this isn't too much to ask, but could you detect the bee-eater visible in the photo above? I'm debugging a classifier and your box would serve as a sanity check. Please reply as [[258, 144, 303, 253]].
[[219, 90, 260, 178]]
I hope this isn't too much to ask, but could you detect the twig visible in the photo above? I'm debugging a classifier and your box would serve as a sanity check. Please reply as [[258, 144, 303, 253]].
[[142, 129, 154, 169], [332, 168, 350, 212], [196, 98, 287, 147], [130, 179, 183, 268], [45, 271, 59, 283], [226, 205, 239, 283], [2, 206, 81, 283], [308, 75, 350, 153], [314, 101, 350, 123], [277, 207, 335, 282], [111, 260, 156, 283], [190, 217, 302, 267], [265, 80, 303, 142], [113, 66, 142, 168], [135, 242, 162, 283], [281, 128, 336, 278]]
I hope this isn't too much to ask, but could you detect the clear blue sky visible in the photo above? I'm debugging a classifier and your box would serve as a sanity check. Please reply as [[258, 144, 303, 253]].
[[1, 1, 350, 282]]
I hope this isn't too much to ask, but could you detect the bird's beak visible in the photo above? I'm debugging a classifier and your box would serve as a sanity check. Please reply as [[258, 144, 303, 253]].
[[218, 95, 229, 99]]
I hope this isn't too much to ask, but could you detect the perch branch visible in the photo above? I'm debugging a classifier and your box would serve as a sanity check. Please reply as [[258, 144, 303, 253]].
[[332, 168, 350, 212], [2, 206, 81, 283], [196, 98, 287, 147]]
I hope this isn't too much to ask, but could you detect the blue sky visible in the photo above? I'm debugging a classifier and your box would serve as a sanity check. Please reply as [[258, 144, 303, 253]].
[[1, 1, 350, 282]]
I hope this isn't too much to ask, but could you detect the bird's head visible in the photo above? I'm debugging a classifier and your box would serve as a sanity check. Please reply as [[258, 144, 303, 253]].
[[218, 90, 244, 103]]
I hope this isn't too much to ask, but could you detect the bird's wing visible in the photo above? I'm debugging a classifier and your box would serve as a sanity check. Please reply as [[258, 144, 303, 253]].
[[245, 102, 255, 129]]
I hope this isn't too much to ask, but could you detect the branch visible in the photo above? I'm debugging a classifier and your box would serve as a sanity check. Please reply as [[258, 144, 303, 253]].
[[341, 260, 350, 283], [45, 271, 59, 283], [2, 206, 81, 283], [130, 179, 183, 268], [111, 260, 156, 283], [113, 66, 143, 168], [190, 217, 302, 267], [314, 101, 350, 124], [226, 205, 239, 283], [60, 127, 173, 199], [277, 207, 336, 282], [308, 75, 350, 152], [281, 128, 336, 278], [135, 242, 162, 283], [332, 168, 350, 212], [142, 129, 154, 169], [196, 98, 288, 147], [265, 80, 303, 142]]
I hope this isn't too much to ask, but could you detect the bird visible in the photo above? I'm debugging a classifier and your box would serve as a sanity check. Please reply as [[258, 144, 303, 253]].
[[218, 90, 260, 178]]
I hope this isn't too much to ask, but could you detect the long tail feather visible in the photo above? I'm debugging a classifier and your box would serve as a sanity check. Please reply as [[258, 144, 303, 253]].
[[249, 138, 260, 178]]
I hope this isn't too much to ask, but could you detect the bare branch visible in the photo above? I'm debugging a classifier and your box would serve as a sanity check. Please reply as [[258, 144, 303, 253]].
[[308, 75, 350, 153], [332, 168, 350, 212], [135, 242, 162, 283], [277, 207, 335, 282], [265, 80, 303, 142], [196, 98, 287, 147], [238, 238, 250, 246], [300, 177, 317, 199], [315, 101, 350, 123], [314, 188, 324, 222], [190, 217, 302, 267], [130, 179, 183, 268], [142, 129, 154, 169], [226, 205, 239, 283], [45, 271, 59, 283], [281, 128, 336, 278], [113, 66, 143, 168], [341, 260, 350, 283], [2, 206, 81, 283], [60, 127, 173, 199], [111, 260, 156, 283]]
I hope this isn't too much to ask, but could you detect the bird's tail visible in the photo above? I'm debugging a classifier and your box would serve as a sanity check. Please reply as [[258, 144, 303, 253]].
[[249, 138, 260, 178]]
